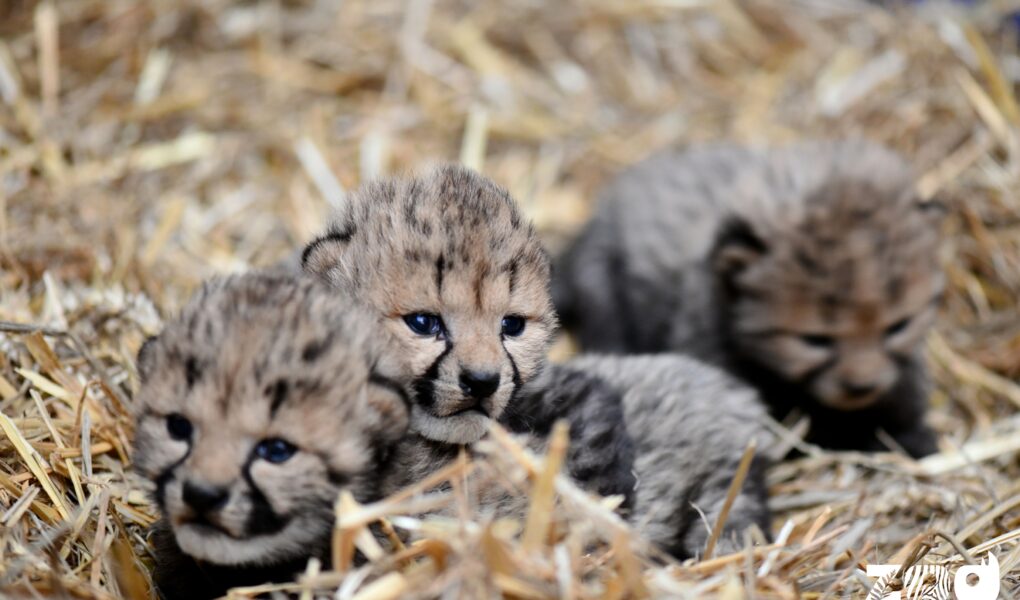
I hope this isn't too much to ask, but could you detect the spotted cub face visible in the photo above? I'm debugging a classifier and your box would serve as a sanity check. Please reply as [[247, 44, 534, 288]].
[[714, 175, 944, 411], [302, 166, 556, 444], [133, 273, 410, 566]]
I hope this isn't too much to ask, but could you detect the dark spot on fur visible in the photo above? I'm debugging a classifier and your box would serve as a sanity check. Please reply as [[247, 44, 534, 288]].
[[186, 310, 200, 338], [267, 379, 289, 414], [327, 470, 350, 486], [885, 276, 904, 302], [406, 178, 421, 200], [413, 343, 452, 409], [793, 249, 822, 276], [291, 378, 326, 398], [504, 343, 522, 392], [370, 438, 395, 474], [152, 442, 192, 512], [820, 294, 840, 322], [473, 265, 490, 309], [850, 206, 875, 222], [153, 468, 175, 512], [434, 254, 446, 293], [404, 199, 415, 222], [506, 259, 519, 293], [184, 356, 200, 389], [302, 334, 333, 363], [242, 455, 290, 536], [588, 426, 618, 450]]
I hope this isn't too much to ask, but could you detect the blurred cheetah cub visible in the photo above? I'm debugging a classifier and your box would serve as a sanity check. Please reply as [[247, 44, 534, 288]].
[[514, 355, 774, 557], [133, 272, 411, 600], [555, 140, 944, 457]]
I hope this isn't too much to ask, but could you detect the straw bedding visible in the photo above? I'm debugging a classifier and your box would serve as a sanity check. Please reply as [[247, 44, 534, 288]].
[[2, 0, 1020, 597]]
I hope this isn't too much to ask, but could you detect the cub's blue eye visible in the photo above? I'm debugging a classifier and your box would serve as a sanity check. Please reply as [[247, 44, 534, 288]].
[[799, 334, 834, 349], [403, 313, 443, 336], [255, 438, 297, 464], [166, 413, 193, 441], [501, 315, 526, 337]]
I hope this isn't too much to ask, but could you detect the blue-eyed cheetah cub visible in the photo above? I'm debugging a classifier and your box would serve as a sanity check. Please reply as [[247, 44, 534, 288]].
[[301, 165, 636, 501], [133, 272, 412, 599], [302, 166, 555, 446], [554, 140, 944, 457]]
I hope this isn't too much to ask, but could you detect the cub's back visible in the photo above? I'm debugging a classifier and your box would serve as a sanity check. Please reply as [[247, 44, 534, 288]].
[[564, 354, 773, 557]]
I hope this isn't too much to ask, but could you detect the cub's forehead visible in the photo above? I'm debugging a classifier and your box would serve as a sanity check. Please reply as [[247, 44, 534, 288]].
[[172, 273, 375, 350], [138, 273, 379, 413], [342, 166, 548, 274], [761, 187, 942, 311], [740, 140, 944, 309]]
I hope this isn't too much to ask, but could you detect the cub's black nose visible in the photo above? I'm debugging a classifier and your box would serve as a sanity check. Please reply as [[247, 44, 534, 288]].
[[459, 370, 500, 400], [182, 481, 229, 514]]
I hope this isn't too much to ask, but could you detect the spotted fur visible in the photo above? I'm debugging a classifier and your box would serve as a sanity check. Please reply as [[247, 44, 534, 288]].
[[302, 165, 555, 445], [504, 363, 638, 508], [554, 140, 944, 457], [133, 272, 412, 599], [565, 354, 773, 557]]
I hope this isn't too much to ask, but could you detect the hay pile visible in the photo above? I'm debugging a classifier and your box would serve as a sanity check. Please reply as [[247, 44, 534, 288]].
[[2, 0, 1020, 597]]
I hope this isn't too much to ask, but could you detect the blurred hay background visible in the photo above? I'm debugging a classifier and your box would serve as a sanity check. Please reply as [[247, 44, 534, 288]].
[[3, 0, 1020, 597]]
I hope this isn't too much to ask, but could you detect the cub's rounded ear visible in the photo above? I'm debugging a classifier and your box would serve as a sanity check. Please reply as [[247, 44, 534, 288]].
[[364, 372, 411, 443], [711, 217, 768, 280], [300, 223, 356, 278], [136, 336, 159, 382]]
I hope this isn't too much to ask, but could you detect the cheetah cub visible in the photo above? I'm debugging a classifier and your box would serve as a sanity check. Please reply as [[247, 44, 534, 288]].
[[303, 166, 772, 557], [302, 166, 554, 445], [301, 165, 635, 500], [554, 140, 944, 457], [133, 272, 411, 600]]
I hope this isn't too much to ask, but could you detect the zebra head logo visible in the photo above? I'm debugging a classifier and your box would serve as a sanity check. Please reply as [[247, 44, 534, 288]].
[[866, 553, 999, 600]]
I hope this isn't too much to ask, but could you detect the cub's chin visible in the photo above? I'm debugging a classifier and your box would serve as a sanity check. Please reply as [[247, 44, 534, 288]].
[[817, 393, 882, 412], [812, 381, 885, 412], [410, 404, 491, 444], [172, 519, 312, 567]]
